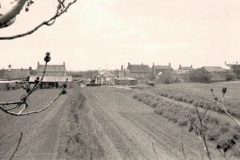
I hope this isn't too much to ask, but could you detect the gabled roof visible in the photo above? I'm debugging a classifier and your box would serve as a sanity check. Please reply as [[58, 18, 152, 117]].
[[37, 64, 66, 72], [99, 70, 115, 77], [179, 66, 193, 70], [202, 66, 226, 72], [128, 64, 151, 73], [154, 65, 173, 70], [1, 69, 30, 80]]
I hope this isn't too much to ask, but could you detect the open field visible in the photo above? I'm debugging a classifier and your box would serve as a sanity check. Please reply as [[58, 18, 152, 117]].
[[154, 81, 240, 102], [1, 82, 240, 159], [79, 87, 230, 160]]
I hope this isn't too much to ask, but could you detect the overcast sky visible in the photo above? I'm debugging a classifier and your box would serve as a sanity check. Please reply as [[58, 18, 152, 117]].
[[1, 0, 240, 71]]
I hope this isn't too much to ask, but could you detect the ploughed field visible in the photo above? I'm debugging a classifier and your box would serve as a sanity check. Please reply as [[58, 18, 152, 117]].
[[1, 82, 240, 160], [79, 87, 227, 160]]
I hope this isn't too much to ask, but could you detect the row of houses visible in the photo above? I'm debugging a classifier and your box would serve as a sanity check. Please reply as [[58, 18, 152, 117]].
[[116, 62, 239, 82], [0, 62, 72, 89]]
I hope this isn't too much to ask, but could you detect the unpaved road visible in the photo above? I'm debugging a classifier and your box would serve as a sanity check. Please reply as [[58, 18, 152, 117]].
[[81, 87, 222, 160]]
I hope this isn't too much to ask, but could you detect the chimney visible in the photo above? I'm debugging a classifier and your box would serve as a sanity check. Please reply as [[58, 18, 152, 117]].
[[169, 63, 171, 66], [142, 62, 143, 65], [191, 65, 192, 68], [29, 66, 32, 71], [8, 65, 11, 71], [38, 61, 40, 66], [128, 62, 130, 68], [179, 65, 181, 69], [225, 61, 227, 65], [63, 62, 65, 66], [21, 67, 23, 71], [121, 65, 123, 70], [153, 63, 154, 67]]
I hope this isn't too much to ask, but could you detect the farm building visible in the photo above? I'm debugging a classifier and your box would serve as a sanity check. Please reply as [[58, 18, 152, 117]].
[[92, 70, 116, 85], [29, 76, 73, 88], [29, 62, 72, 88], [152, 63, 173, 79], [127, 63, 151, 81], [118, 65, 130, 78], [0, 65, 30, 81], [115, 77, 138, 86], [201, 66, 227, 81], [152, 63, 173, 75], [177, 65, 193, 74], [36, 62, 67, 76]]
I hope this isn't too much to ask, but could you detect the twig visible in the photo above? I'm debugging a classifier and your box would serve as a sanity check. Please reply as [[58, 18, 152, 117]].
[[0, 59, 48, 105], [0, 0, 77, 40], [0, 53, 50, 114], [218, 149, 227, 160], [201, 108, 209, 120], [194, 106, 212, 160], [3, 103, 21, 111], [0, 90, 63, 116], [182, 143, 187, 160], [152, 143, 159, 160], [9, 132, 23, 160], [219, 101, 240, 126]]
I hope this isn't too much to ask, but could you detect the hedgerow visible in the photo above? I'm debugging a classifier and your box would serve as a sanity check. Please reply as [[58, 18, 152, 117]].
[[132, 92, 240, 154], [150, 88, 240, 119]]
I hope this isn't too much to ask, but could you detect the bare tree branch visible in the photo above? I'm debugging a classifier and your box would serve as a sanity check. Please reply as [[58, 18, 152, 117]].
[[0, 86, 65, 116], [0, 0, 27, 28], [152, 143, 159, 160], [0, 0, 77, 40], [182, 143, 187, 160], [0, 53, 49, 106], [211, 89, 240, 127], [9, 132, 23, 160]]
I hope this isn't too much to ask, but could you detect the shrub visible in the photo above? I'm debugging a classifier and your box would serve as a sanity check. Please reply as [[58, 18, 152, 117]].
[[193, 101, 199, 107], [186, 98, 194, 104], [158, 71, 180, 84], [178, 120, 188, 126], [198, 101, 204, 107], [189, 68, 211, 83], [207, 132, 220, 141]]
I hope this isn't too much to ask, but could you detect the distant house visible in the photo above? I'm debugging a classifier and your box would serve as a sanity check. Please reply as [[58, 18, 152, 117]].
[[36, 62, 67, 76], [92, 70, 116, 85], [151, 63, 173, 79], [29, 62, 72, 88], [0, 65, 30, 81], [201, 66, 227, 81], [127, 63, 151, 80], [178, 65, 193, 74], [118, 65, 130, 78], [152, 63, 173, 75]]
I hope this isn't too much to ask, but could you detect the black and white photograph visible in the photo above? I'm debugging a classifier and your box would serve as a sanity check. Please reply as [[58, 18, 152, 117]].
[[1, 0, 240, 159]]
